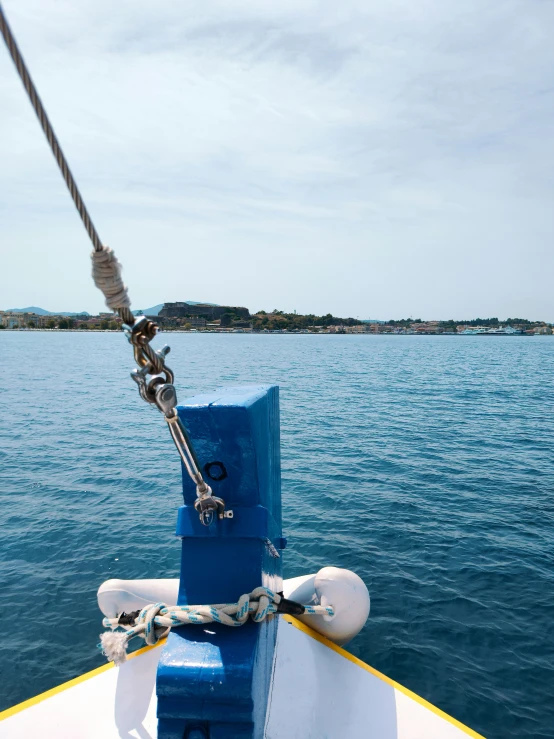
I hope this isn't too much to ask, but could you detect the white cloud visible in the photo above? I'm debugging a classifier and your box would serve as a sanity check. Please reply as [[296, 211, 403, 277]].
[[1, 0, 553, 318]]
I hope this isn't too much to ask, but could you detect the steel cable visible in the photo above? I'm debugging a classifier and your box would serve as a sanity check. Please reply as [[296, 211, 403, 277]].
[[0, 4, 104, 253], [0, 4, 136, 326], [0, 6, 217, 500]]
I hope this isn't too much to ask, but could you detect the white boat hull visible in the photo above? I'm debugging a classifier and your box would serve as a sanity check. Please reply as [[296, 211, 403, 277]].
[[0, 615, 483, 739]]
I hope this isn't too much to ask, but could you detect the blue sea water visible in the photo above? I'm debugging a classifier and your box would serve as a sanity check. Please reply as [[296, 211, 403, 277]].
[[1, 332, 553, 738]]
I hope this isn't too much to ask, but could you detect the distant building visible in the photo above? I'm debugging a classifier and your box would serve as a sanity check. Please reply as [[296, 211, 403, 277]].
[[0, 311, 46, 328], [364, 323, 400, 333], [411, 322, 443, 334], [188, 317, 207, 328], [0, 311, 21, 328]]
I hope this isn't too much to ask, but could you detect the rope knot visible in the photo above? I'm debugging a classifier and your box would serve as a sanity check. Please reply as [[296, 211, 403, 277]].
[[91, 245, 131, 312], [99, 587, 332, 666], [138, 602, 170, 646]]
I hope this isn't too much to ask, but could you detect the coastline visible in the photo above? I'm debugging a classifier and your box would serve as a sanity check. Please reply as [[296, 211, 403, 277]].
[[0, 329, 546, 336]]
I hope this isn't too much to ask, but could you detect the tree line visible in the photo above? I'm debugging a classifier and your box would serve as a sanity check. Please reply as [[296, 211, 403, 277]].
[[387, 317, 543, 328], [251, 310, 362, 331]]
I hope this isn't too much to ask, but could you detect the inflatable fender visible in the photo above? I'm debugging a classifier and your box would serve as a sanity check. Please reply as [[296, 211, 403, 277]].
[[283, 566, 370, 645], [98, 578, 179, 619]]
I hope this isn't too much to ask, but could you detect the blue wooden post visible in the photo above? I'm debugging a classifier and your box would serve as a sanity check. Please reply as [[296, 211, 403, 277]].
[[156, 385, 285, 739]]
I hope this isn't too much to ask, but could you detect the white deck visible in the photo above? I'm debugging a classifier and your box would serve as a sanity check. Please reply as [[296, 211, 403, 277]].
[[0, 617, 484, 739], [267, 617, 483, 738], [0, 641, 159, 739]]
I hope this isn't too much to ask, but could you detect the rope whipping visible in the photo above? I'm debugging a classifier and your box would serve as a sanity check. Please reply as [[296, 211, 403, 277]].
[[0, 4, 133, 324], [0, 4, 233, 522], [100, 587, 335, 665]]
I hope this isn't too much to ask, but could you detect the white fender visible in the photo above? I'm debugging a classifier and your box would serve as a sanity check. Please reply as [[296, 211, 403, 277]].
[[284, 567, 370, 645], [98, 566, 369, 646], [97, 578, 179, 619]]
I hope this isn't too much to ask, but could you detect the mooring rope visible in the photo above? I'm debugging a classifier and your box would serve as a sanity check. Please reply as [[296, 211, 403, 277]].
[[100, 587, 335, 665], [90, 246, 131, 312]]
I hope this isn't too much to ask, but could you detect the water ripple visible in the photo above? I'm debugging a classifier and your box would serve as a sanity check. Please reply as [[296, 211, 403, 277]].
[[1, 333, 553, 738]]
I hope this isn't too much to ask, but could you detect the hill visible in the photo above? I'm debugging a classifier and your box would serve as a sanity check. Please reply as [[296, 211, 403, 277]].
[[132, 304, 164, 316], [133, 301, 219, 317], [6, 307, 90, 316]]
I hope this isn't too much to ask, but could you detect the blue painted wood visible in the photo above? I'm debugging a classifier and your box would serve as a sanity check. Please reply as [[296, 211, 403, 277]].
[[175, 504, 286, 547], [156, 385, 283, 739]]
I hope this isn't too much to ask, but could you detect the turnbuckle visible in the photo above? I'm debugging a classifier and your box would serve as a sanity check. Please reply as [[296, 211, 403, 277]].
[[166, 412, 233, 526], [123, 315, 232, 526]]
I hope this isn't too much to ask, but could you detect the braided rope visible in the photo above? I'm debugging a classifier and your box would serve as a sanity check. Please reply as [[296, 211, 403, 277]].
[[100, 587, 334, 665], [91, 246, 131, 312]]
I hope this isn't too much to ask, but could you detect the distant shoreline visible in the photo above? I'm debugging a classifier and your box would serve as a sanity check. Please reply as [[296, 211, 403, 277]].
[[1, 328, 547, 336]]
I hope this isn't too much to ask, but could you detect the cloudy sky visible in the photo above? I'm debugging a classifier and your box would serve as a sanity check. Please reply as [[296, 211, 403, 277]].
[[1, 0, 553, 319]]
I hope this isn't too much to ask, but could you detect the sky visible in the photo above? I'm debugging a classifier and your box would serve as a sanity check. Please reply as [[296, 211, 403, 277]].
[[1, 0, 553, 320]]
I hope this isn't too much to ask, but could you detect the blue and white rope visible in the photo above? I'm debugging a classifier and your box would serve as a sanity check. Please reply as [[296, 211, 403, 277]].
[[100, 586, 334, 665]]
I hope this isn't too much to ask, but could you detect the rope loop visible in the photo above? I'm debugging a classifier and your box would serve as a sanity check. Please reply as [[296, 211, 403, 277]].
[[100, 587, 335, 665]]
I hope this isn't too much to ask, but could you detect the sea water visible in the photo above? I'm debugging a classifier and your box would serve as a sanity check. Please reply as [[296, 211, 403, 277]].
[[1, 332, 553, 739]]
